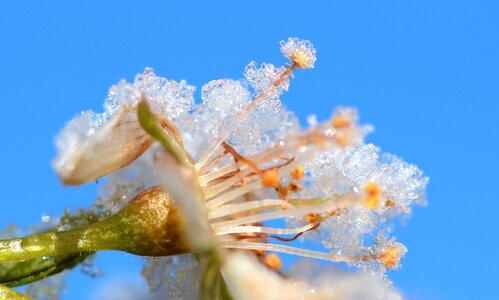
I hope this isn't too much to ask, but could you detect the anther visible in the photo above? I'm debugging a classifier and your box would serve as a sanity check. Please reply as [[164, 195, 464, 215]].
[[379, 246, 401, 269], [262, 169, 280, 188], [332, 116, 352, 129], [364, 182, 382, 209], [290, 165, 305, 180], [263, 253, 282, 271]]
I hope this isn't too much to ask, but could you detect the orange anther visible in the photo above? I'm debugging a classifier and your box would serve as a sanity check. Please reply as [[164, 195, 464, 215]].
[[379, 246, 401, 269], [364, 182, 382, 209], [290, 51, 312, 69], [263, 253, 282, 271], [306, 213, 322, 224], [290, 165, 305, 180], [262, 169, 280, 188], [332, 116, 352, 129]]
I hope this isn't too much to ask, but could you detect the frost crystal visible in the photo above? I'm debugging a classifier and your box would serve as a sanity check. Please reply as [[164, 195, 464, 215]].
[[201, 79, 251, 115], [244, 61, 289, 112], [48, 38, 428, 300], [105, 67, 195, 121], [280, 37, 317, 69]]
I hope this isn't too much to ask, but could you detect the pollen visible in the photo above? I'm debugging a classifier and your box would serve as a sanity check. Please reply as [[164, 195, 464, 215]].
[[262, 168, 280, 188], [306, 213, 323, 224], [332, 116, 352, 129], [290, 165, 305, 180], [385, 199, 395, 208], [364, 182, 382, 209], [379, 246, 401, 269], [263, 253, 282, 271], [288, 181, 301, 193], [290, 51, 313, 69]]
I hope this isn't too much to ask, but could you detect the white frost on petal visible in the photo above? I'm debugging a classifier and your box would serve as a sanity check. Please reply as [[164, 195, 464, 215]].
[[53, 68, 195, 185], [53, 107, 152, 185]]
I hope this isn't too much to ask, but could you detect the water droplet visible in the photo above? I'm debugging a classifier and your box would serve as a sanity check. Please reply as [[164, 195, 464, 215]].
[[143, 67, 156, 76]]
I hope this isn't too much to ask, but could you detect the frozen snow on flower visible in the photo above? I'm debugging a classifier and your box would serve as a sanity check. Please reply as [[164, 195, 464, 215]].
[[50, 38, 427, 299], [280, 37, 317, 69]]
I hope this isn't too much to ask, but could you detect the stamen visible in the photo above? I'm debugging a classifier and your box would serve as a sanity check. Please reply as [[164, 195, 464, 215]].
[[211, 203, 337, 230], [207, 199, 294, 220], [195, 65, 296, 171], [198, 143, 295, 186], [206, 180, 263, 209], [220, 241, 351, 262], [214, 223, 316, 236], [204, 171, 258, 199], [222, 142, 261, 174], [198, 148, 228, 176]]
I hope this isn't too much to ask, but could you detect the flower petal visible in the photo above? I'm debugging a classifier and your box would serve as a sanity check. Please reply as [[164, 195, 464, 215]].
[[54, 106, 152, 185], [155, 148, 217, 254]]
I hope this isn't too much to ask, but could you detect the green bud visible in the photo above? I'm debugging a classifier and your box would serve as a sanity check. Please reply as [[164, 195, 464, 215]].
[[0, 187, 191, 261]]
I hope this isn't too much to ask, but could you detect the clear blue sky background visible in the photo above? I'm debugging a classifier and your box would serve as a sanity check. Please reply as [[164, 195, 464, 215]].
[[0, 1, 497, 299]]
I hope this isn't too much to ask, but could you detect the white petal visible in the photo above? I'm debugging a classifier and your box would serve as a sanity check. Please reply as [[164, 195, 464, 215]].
[[221, 252, 305, 300], [222, 252, 404, 300], [155, 148, 217, 253], [54, 107, 152, 185]]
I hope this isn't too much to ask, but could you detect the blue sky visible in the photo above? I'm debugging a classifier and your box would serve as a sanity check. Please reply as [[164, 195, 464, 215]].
[[0, 1, 498, 299]]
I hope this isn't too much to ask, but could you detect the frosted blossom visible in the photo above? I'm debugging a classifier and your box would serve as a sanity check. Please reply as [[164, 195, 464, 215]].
[[244, 61, 288, 112], [53, 68, 195, 185], [47, 38, 427, 299], [108, 67, 195, 121], [280, 37, 317, 69]]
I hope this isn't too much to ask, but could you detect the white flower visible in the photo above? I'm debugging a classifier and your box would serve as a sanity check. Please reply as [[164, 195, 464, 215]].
[[54, 38, 427, 299]]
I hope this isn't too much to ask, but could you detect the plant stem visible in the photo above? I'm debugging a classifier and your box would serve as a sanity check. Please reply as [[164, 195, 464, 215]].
[[0, 187, 190, 262]]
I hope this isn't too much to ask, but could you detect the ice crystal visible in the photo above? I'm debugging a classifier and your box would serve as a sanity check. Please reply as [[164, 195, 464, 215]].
[[244, 61, 288, 112], [46, 38, 428, 299], [280, 37, 317, 69]]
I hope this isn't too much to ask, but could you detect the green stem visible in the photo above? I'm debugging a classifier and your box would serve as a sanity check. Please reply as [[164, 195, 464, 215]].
[[1, 252, 92, 287], [0, 187, 190, 262]]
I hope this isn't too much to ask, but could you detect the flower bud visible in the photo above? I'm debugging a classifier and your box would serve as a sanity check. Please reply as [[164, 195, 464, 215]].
[[0, 187, 191, 261]]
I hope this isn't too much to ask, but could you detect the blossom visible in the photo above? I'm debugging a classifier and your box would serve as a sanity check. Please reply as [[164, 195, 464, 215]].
[[50, 38, 427, 299]]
